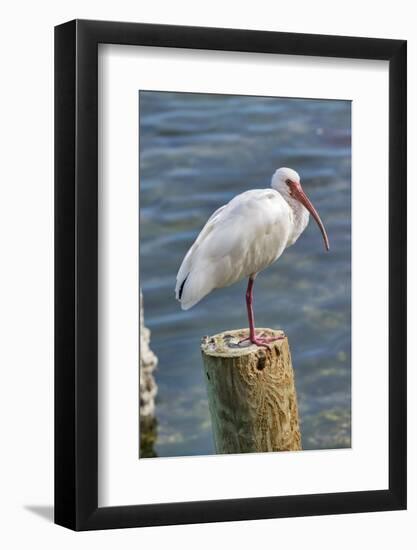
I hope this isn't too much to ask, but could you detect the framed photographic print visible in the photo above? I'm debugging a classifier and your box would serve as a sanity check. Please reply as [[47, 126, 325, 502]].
[[55, 19, 406, 530]]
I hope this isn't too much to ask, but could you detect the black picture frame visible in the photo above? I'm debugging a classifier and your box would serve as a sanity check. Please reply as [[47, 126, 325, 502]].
[[55, 19, 407, 531]]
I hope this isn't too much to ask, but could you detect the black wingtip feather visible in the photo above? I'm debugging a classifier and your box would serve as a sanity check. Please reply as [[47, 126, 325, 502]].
[[178, 275, 188, 300]]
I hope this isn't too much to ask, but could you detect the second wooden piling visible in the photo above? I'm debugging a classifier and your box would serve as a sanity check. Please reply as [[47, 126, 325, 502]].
[[201, 328, 301, 454]]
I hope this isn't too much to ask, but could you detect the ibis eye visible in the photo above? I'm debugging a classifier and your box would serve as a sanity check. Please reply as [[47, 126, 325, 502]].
[[285, 179, 291, 186]]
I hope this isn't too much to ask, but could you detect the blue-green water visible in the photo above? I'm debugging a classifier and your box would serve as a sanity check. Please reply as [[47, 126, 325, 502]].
[[139, 91, 351, 457]]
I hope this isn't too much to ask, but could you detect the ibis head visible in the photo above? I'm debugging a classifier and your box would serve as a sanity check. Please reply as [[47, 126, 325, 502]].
[[272, 167, 330, 252]]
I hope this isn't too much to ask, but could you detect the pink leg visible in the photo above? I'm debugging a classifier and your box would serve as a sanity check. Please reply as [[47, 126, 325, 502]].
[[239, 276, 285, 348], [246, 276, 257, 342]]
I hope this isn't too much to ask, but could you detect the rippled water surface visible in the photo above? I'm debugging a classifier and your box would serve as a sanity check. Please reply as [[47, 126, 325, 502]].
[[139, 91, 351, 457]]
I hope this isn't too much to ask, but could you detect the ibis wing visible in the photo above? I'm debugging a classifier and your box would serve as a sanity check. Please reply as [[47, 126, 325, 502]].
[[175, 204, 227, 299]]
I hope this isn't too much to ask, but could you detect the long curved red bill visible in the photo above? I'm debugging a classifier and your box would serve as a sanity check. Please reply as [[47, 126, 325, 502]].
[[291, 182, 330, 251]]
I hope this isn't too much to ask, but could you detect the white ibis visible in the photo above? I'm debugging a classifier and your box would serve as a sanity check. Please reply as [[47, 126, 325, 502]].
[[175, 167, 329, 347]]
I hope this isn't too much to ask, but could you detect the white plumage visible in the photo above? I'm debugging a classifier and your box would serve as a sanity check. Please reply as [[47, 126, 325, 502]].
[[175, 167, 329, 346]]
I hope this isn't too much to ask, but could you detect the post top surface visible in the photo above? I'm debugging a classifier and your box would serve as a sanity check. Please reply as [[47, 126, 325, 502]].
[[200, 328, 286, 357]]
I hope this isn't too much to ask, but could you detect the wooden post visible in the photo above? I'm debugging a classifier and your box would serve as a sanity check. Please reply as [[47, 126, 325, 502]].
[[201, 328, 301, 454], [139, 290, 158, 458]]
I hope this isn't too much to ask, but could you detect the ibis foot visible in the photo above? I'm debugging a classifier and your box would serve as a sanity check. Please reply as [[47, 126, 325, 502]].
[[238, 332, 285, 349]]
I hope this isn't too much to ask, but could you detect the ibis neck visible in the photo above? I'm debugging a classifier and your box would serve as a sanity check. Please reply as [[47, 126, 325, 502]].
[[285, 195, 310, 247]]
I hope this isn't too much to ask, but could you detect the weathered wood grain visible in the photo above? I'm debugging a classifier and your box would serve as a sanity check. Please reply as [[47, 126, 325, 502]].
[[201, 329, 301, 454]]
